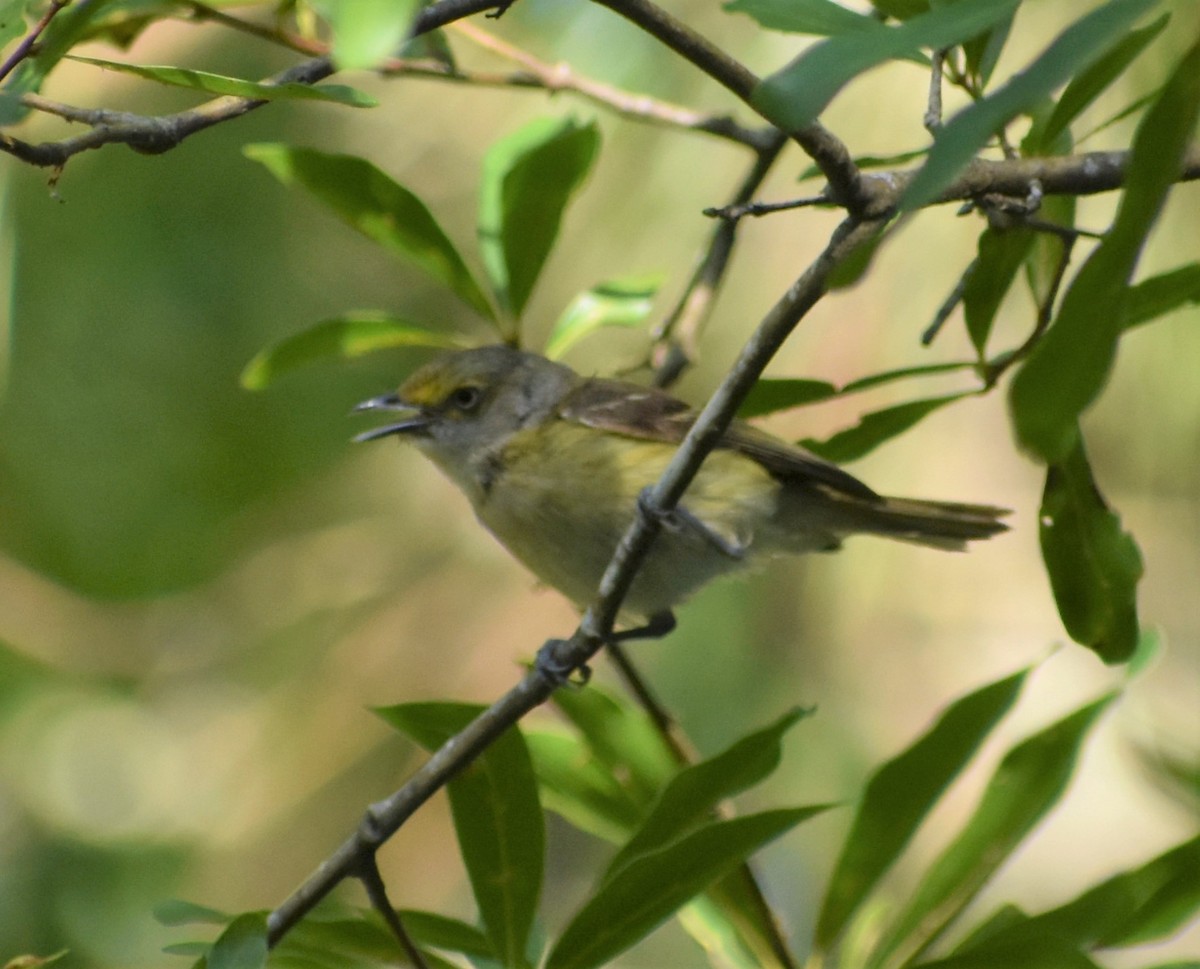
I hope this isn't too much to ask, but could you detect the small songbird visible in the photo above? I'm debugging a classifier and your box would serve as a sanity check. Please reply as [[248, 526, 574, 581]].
[[355, 345, 1007, 626]]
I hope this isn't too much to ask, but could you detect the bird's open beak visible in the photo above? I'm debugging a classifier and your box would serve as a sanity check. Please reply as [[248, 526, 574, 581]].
[[352, 394, 431, 442]]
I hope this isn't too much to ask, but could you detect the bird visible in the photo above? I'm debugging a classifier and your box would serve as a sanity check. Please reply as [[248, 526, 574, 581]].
[[354, 345, 1008, 643]]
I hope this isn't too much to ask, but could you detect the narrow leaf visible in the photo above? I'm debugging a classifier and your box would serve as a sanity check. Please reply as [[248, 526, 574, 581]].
[[208, 913, 268, 969], [154, 899, 230, 927], [244, 144, 495, 319], [1, 0, 26, 48], [1039, 437, 1143, 663], [478, 117, 600, 319], [723, 0, 881, 36], [240, 315, 468, 389], [546, 807, 832, 969], [912, 937, 1104, 969], [65, 55, 377, 106], [752, 0, 1018, 132], [902, 0, 1162, 210], [1039, 13, 1169, 151], [840, 361, 977, 393], [543, 272, 663, 360], [605, 708, 812, 879], [869, 694, 1118, 966], [314, 0, 421, 71], [962, 227, 1036, 355], [1121, 263, 1200, 330], [738, 379, 838, 417], [802, 393, 971, 464], [1009, 36, 1200, 460], [377, 702, 543, 969], [815, 668, 1028, 951], [396, 910, 495, 958]]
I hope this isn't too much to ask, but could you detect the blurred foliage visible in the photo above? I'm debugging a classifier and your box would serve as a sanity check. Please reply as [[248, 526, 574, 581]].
[[2, 0, 1199, 967]]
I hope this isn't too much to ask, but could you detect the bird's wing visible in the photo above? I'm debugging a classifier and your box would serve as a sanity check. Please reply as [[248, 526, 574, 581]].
[[559, 378, 880, 502]]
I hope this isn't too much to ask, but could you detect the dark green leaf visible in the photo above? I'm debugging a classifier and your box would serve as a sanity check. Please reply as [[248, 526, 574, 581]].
[[963, 227, 1036, 355], [208, 913, 268, 969], [311, 0, 421, 71], [377, 703, 543, 969], [869, 0, 930, 19], [240, 315, 468, 389], [902, 0, 1162, 210], [815, 669, 1028, 951], [543, 273, 663, 359], [605, 708, 812, 879], [869, 694, 1117, 966], [395, 910, 494, 958], [828, 227, 891, 290], [738, 379, 838, 417], [154, 899, 230, 927], [546, 806, 833, 969], [551, 684, 677, 806], [1010, 35, 1200, 460], [752, 0, 1017, 132], [526, 728, 645, 842], [723, 0, 881, 35], [962, 13, 1013, 90], [912, 937, 1103, 969], [244, 144, 495, 320], [478, 117, 600, 320], [840, 361, 977, 393], [803, 393, 971, 464], [65, 55, 377, 106], [1038, 13, 1169, 152], [1039, 437, 1143, 663], [1122, 263, 1200, 330]]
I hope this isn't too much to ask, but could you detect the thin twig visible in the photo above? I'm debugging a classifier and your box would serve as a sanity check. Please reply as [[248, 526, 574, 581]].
[[356, 857, 431, 969], [704, 194, 831, 222], [182, 1, 326, 56], [924, 48, 945, 134], [0, 0, 73, 83]]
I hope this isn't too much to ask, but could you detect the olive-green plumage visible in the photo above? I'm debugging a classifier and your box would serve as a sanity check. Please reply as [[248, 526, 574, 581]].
[[356, 346, 1008, 618]]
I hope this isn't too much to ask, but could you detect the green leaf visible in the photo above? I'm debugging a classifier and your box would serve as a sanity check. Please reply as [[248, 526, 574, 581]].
[[815, 668, 1028, 952], [1, 0, 26, 49], [543, 272, 663, 360], [840, 361, 977, 393], [1121, 263, 1200, 330], [311, 0, 421, 71], [208, 912, 268, 969], [546, 807, 832, 969], [551, 684, 677, 807], [962, 12, 1014, 90], [606, 708, 812, 879], [64, 54, 377, 105], [240, 315, 468, 389], [1039, 437, 1143, 663], [478, 117, 601, 321], [738, 378, 839, 417], [723, 0, 881, 35], [1038, 13, 1169, 152], [962, 227, 1036, 355], [752, 0, 1017, 132], [912, 938, 1104, 969], [803, 393, 971, 464], [244, 144, 495, 320], [395, 910, 495, 958], [527, 727, 645, 842], [952, 835, 1200, 955], [901, 0, 1162, 211], [869, 0, 930, 19], [376, 703, 543, 969], [1010, 35, 1200, 461], [869, 694, 1118, 967], [154, 899, 230, 927]]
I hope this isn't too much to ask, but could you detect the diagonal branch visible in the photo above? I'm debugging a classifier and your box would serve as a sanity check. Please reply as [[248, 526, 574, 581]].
[[266, 211, 883, 949]]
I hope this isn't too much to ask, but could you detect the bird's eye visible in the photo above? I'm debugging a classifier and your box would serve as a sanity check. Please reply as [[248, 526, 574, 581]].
[[450, 386, 482, 411]]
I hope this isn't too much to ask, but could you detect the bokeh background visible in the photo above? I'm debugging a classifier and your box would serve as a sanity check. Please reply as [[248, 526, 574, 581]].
[[1, 0, 1197, 965]]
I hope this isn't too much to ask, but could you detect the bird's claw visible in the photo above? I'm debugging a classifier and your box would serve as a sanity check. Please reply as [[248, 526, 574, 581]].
[[534, 639, 591, 688], [637, 488, 746, 560]]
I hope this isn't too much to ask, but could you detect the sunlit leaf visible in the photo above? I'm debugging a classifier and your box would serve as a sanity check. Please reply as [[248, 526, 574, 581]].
[[803, 393, 971, 464], [546, 807, 832, 969], [208, 912, 268, 969], [901, 0, 1161, 210], [311, 0, 421, 71], [65, 55, 376, 106], [1040, 436, 1143, 663], [240, 315, 468, 389], [869, 694, 1117, 966], [605, 708, 812, 879], [244, 144, 495, 320], [815, 668, 1028, 951], [723, 0, 880, 36], [752, 0, 1017, 132], [543, 273, 663, 359], [376, 703, 542, 969], [478, 117, 600, 320], [1010, 36, 1200, 461]]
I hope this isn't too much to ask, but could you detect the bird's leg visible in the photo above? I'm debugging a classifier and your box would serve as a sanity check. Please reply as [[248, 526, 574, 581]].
[[534, 639, 592, 687], [637, 487, 746, 560]]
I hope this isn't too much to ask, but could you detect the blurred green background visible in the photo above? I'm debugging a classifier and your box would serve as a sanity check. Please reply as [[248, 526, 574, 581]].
[[1, 0, 1198, 965]]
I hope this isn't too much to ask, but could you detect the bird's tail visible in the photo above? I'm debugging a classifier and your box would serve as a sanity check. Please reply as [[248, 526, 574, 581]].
[[829, 495, 1011, 551]]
